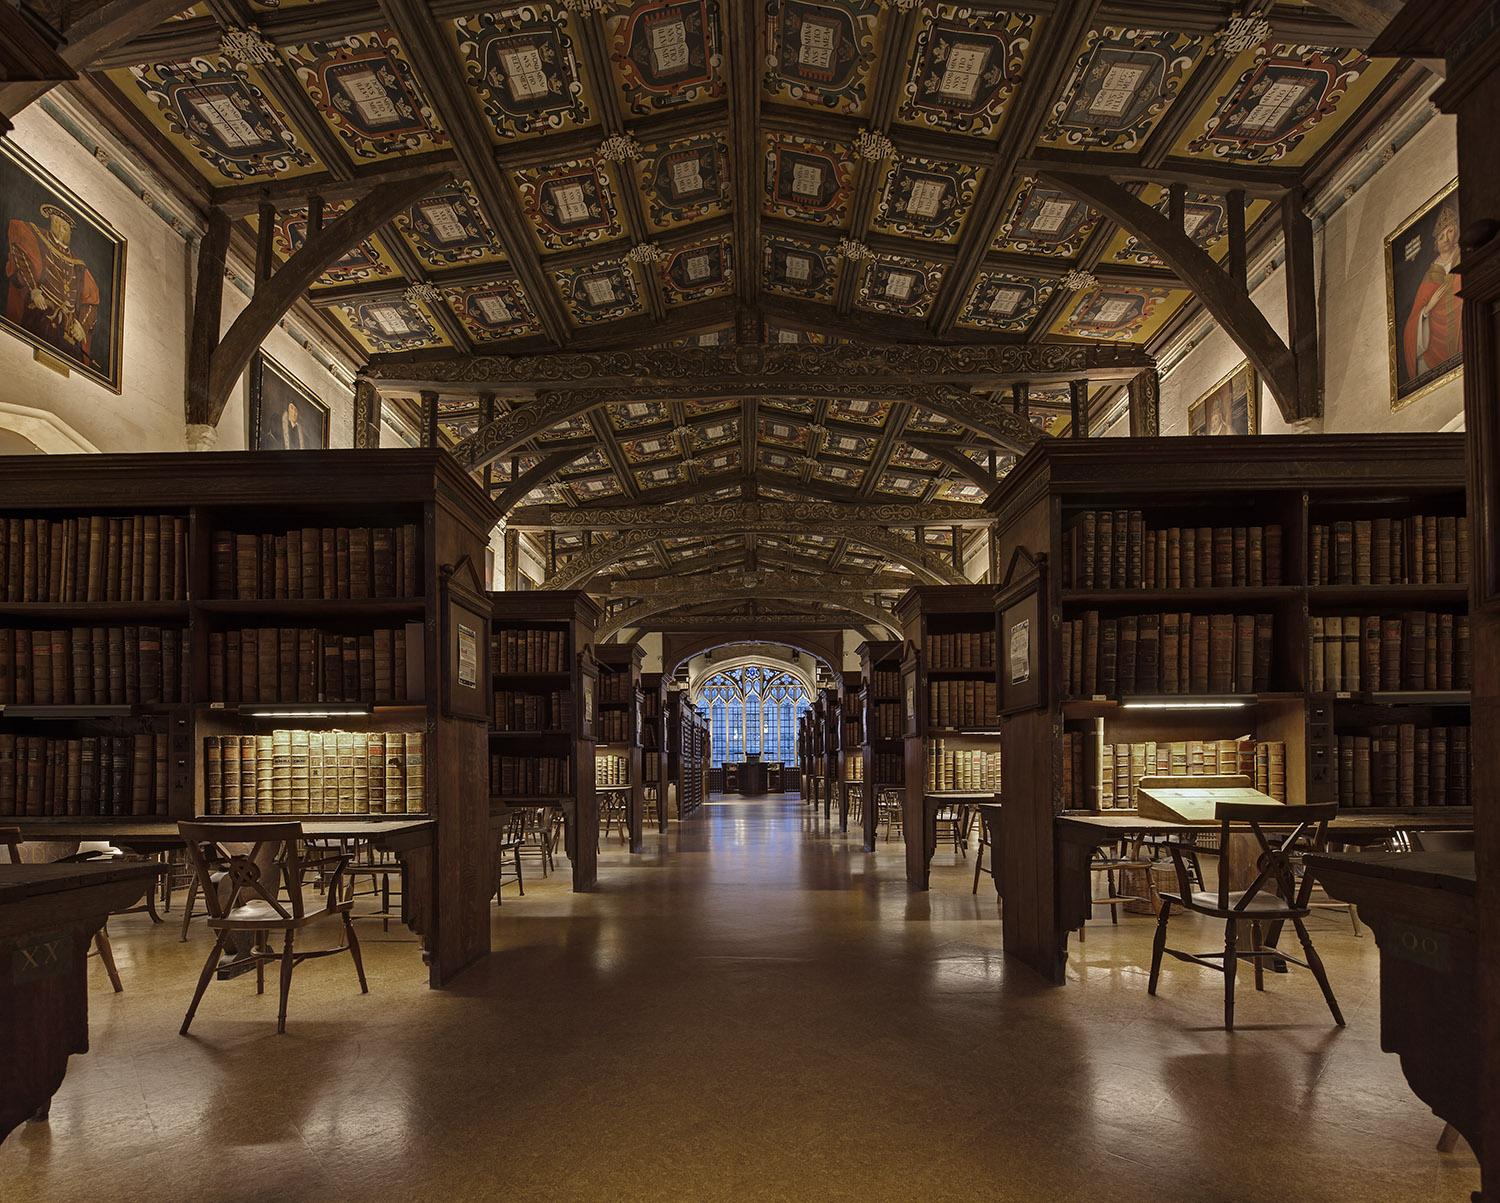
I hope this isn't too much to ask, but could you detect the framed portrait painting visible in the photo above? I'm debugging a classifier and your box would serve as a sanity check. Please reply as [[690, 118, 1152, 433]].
[[1386, 179, 1463, 410], [1188, 362, 1258, 436], [249, 353, 330, 450], [0, 140, 127, 392]]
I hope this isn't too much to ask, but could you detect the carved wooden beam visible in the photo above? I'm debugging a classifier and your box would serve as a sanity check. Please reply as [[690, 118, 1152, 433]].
[[196, 172, 446, 426], [547, 524, 967, 591], [599, 590, 901, 642], [507, 499, 991, 531], [1038, 170, 1315, 423], [603, 565, 907, 599], [0, 0, 187, 127], [905, 440, 998, 491], [491, 448, 590, 514]]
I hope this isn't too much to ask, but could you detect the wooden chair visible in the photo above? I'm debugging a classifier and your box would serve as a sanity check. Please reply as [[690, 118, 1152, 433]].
[[1148, 802, 1344, 1031], [177, 821, 366, 1036], [517, 806, 554, 878], [971, 808, 997, 895], [495, 808, 525, 903], [600, 790, 629, 845]]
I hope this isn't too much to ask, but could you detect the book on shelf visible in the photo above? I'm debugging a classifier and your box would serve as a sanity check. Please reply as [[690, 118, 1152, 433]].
[[1331, 724, 1469, 806], [1064, 735, 1287, 809], [205, 626, 418, 705], [867, 752, 902, 784], [598, 673, 633, 704], [0, 731, 169, 816], [1309, 515, 1470, 586], [1061, 611, 1273, 697], [596, 754, 628, 786], [1, 514, 188, 603], [209, 523, 419, 600], [1061, 511, 1284, 590], [493, 689, 572, 732], [489, 754, 570, 797], [598, 710, 632, 743], [0, 625, 190, 705], [870, 669, 900, 697], [203, 729, 425, 815], [927, 679, 998, 728], [1307, 612, 1470, 692], [493, 628, 568, 674], [923, 631, 995, 671], [869, 701, 902, 740], [925, 738, 1001, 793]]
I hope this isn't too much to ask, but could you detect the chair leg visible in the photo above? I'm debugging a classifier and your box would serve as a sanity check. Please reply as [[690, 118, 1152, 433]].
[[1252, 921, 1265, 992], [1291, 916, 1345, 1027], [1223, 917, 1239, 1031], [515, 845, 524, 897], [94, 925, 123, 993], [277, 930, 296, 1034], [971, 841, 984, 895], [179, 877, 199, 942], [382, 875, 391, 934], [1348, 904, 1363, 937], [1437, 1122, 1460, 1153], [180, 930, 229, 1036], [1148, 900, 1171, 995], [255, 934, 265, 995], [343, 912, 368, 994]]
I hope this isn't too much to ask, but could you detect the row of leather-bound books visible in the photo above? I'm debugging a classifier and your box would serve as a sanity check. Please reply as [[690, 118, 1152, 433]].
[[1309, 515, 1469, 586], [923, 630, 995, 671], [869, 669, 900, 697], [203, 731, 425, 815], [926, 739, 1001, 793], [1062, 611, 1275, 698], [1, 514, 188, 603], [598, 672, 634, 704], [842, 718, 862, 747], [210, 525, 420, 600], [845, 755, 864, 782], [206, 626, 414, 705], [1308, 613, 1471, 692], [644, 756, 660, 783], [1062, 511, 1284, 591], [494, 628, 568, 674], [598, 709, 631, 743], [0, 626, 190, 705], [867, 752, 902, 784], [0, 733, 170, 816], [869, 701, 902, 740], [1332, 726, 1470, 806], [1059, 735, 1286, 809], [490, 754, 570, 797], [494, 689, 571, 732], [928, 679, 998, 728], [596, 754, 628, 786]]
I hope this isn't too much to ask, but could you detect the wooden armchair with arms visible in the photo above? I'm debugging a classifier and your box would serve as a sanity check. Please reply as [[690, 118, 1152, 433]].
[[177, 821, 367, 1036], [1147, 801, 1345, 1031]]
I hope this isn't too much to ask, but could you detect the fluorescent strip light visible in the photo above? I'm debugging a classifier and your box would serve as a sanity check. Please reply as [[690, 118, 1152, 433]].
[[239, 704, 374, 719], [1120, 697, 1254, 711]]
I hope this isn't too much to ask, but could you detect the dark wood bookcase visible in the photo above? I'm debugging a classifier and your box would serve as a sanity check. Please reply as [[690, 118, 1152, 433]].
[[813, 686, 841, 823], [489, 589, 600, 890], [839, 674, 863, 835], [858, 639, 903, 853], [640, 670, 665, 833], [894, 585, 1002, 888], [666, 688, 707, 818], [987, 434, 1470, 980], [0, 450, 498, 986], [594, 642, 644, 853]]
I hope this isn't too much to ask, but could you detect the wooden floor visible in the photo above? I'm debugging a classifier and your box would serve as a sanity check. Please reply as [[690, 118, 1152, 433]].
[[0, 796, 1480, 1201]]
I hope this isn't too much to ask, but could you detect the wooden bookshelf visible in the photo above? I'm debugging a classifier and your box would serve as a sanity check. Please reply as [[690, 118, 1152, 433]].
[[489, 590, 601, 890], [640, 670, 665, 833], [987, 434, 1471, 982], [893, 586, 1001, 887], [812, 686, 840, 823], [839, 674, 863, 835], [666, 688, 707, 818], [0, 450, 498, 987], [858, 640, 903, 853], [594, 642, 644, 853]]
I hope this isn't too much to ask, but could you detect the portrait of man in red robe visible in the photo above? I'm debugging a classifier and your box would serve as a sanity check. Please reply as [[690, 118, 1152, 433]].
[[4, 203, 101, 368], [1398, 197, 1463, 392]]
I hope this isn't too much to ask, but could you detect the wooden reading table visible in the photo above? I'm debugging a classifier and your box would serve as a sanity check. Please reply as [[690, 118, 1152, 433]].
[[1305, 850, 1478, 1157], [0, 860, 162, 1143]]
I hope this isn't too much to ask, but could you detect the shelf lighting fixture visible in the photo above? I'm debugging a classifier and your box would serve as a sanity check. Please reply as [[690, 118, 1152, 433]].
[[1120, 695, 1255, 711], [237, 703, 374, 719]]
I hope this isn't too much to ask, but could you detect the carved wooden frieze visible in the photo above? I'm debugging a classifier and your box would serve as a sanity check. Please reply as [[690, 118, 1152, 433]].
[[510, 499, 990, 529], [599, 590, 900, 641]]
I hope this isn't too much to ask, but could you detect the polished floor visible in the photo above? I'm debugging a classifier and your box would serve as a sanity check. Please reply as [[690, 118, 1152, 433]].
[[2, 796, 1480, 1202]]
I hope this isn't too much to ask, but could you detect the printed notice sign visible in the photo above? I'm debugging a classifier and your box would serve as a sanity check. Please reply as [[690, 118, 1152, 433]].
[[1008, 617, 1031, 685], [457, 622, 479, 689]]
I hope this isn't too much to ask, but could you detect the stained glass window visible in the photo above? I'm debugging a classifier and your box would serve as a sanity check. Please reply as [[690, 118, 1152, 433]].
[[694, 665, 812, 768]]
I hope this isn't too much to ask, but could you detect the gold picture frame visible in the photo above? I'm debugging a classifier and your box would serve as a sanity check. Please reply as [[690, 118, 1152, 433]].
[[1188, 362, 1259, 436], [0, 139, 127, 392], [1385, 178, 1463, 411]]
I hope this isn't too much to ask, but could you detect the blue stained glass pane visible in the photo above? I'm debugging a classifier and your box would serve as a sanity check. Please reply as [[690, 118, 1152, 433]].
[[728, 700, 743, 759], [710, 700, 726, 768], [746, 693, 761, 755]]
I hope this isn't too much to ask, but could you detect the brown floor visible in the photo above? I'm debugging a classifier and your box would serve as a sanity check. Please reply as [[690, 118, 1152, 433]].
[[1, 796, 1480, 1202]]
